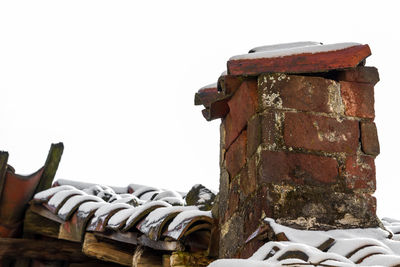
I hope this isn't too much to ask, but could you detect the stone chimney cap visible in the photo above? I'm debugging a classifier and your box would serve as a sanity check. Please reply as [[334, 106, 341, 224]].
[[228, 42, 371, 75]]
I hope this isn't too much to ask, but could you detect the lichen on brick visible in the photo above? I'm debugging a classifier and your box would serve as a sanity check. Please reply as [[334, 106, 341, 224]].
[[327, 82, 345, 114]]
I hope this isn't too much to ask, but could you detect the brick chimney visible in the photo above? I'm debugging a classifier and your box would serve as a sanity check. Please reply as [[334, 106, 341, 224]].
[[195, 42, 381, 258]]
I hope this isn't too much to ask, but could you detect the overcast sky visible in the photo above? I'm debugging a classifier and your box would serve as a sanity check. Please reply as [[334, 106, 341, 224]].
[[1, 1, 399, 218]]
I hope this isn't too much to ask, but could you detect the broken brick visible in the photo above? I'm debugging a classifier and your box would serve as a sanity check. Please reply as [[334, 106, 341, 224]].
[[340, 81, 375, 119], [360, 121, 380, 156], [336, 66, 380, 85]]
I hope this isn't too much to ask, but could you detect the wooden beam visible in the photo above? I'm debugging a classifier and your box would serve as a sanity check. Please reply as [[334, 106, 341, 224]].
[[95, 232, 184, 252], [137, 235, 184, 252], [132, 246, 163, 267], [35, 143, 64, 194], [0, 237, 89, 262], [82, 233, 134, 266], [30, 205, 64, 224]]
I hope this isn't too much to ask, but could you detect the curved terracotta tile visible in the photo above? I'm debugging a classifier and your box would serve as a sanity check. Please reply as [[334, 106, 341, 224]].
[[122, 201, 171, 232], [158, 197, 185, 206], [45, 189, 85, 214], [0, 167, 44, 236], [153, 190, 182, 201], [57, 195, 103, 221], [107, 207, 138, 230], [163, 210, 213, 240], [32, 185, 75, 203], [86, 203, 132, 232], [137, 206, 197, 241], [131, 186, 159, 197]]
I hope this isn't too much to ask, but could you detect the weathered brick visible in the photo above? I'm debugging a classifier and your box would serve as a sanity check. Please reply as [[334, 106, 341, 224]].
[[336, 66, 380, 85], [218, 169, 230, 224], [258, 73, 344, 114], [220, 122, 226, 167], [360, 121, 380, 156], [344, 155, 376, 192], [242, 187, 274, 238], [247, 114, 261, 158], [219, 213, 244, 258], [269, 184, 379, 229], [340, 81, 375, 119], [225, 130, 247, 178], [225, 179, 240, 220], [225, 80, 258, 149], [259, 150, 339, 185], [284, 112, 359, 154], [240, 156, 257, 197], [261, 111, 283, 148]]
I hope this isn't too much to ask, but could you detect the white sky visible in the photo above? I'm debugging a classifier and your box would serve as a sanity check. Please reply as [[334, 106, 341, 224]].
[[0, 0, 399, 218]]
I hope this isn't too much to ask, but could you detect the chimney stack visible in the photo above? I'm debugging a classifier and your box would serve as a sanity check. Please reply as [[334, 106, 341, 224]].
[[195, 42, 381, 258]]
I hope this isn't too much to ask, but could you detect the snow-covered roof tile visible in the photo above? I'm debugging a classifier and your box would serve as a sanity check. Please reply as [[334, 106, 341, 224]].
[[28, 180, 216, 252], [213, 218, 400, 266]]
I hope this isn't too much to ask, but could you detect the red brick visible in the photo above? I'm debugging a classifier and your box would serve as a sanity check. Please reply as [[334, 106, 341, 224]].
[[225, 130, 247, 178], [259, 150, 339, 185], [360, 122, 380, 156], [225, 80, 258, 149], [336, 66, 380, 85], [344, 155, 376, 192], [284, 112, 359, 154], [340, 81, 375, 119], [258, 73, 343, 114]]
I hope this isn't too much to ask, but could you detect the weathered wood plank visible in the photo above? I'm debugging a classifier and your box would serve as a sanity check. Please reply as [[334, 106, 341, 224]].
[[82, 233, 134, 266], [35, 143, 64, 194], [0, 238, 89, 262], [95, 231, 138, 245], [23, 207, 61, 239]]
